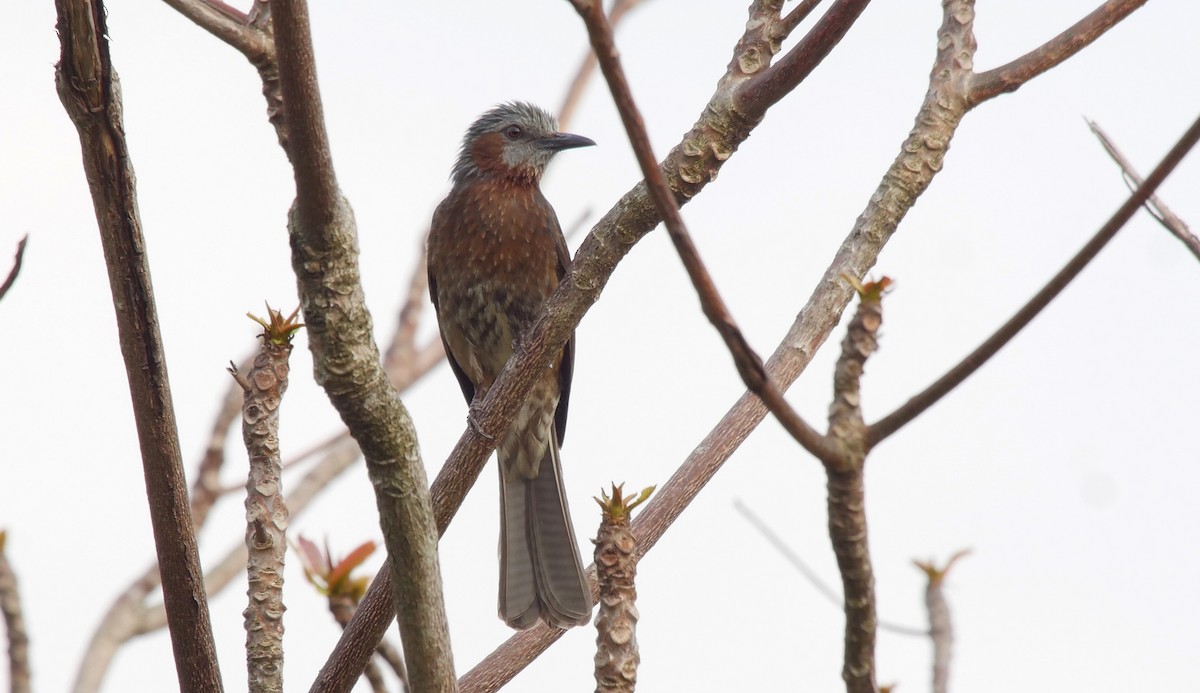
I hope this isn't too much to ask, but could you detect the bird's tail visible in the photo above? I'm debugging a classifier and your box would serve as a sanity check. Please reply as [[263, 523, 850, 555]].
[[498, 431, 592, 630]]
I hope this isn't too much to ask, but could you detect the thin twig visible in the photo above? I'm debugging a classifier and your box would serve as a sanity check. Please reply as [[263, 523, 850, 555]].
[[732, 500, 927, 637], [54, 1, 223, 689], [160, 0, 272, 63], [0, 235, 28, 303], [1088, 119, 1200, 261], [376, 639, 410, 693], [868, 113, 1200, 448], [967, 0, 1148, 106], [780, 0, 825, 35], [558, 0, 647, 126], [737, 0, 874, 120], [567, 0, 837, 464]]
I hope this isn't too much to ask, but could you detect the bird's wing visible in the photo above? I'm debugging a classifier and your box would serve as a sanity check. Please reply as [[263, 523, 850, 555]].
[[428, 242, 477, 406], [552, 213, 574, 445]]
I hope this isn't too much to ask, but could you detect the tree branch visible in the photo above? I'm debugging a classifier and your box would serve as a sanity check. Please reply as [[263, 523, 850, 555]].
[[824, 282, 885, 693], [867, 113, 1200, 448], [1088, 119, 1200, 261], [914, 551, 969, 693], [567, 0, 838, 464], [270, 0, 456, 690], [732, 500, 926, 637], [159, 0, 273, 64], [54, 1, 223, 690], [967, 0, 1148, 106], [558, 0, 647, 126], [737, 0, 873, 119], [0, 235, 28, 303], [234, 307, 300, 693]]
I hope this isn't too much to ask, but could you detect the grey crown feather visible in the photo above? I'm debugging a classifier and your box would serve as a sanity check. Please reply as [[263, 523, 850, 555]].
[[451, 102, 559, 182]]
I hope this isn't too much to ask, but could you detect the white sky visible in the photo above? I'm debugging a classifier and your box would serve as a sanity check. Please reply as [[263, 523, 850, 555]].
[[3, 1, 1199, 692]]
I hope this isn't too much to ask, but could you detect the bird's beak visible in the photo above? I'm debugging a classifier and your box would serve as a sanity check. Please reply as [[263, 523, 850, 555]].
[[538, 132, 596, 151]]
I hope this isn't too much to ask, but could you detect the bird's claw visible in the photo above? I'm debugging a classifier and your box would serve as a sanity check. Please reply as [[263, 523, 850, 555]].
[[468, 404, 495, 441]]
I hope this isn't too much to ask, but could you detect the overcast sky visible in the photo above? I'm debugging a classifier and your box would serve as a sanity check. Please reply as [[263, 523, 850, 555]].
[[4, 1, 1199, 692]]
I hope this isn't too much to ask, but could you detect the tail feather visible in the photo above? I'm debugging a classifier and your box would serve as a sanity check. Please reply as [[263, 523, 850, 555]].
[[498, 432, 592, 629]]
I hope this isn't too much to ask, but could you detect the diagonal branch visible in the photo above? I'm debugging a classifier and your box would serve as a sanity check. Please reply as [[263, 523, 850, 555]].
[[567, 0, 836, 462], [0, 235, 28, 303], [733, 500, 927, 637], [160, 0, 273, 64], [867, 113, 1200, 448], [1088, 119, 1200, 261], [270, 0, 456, 691], [558, 0, 648, 125], [967, 0, 1148, 106], [737, 0, 873, 119], [54, 1, 223, 690]]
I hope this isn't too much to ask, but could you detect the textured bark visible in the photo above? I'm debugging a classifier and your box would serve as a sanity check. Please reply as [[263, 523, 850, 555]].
[[825, 284, 884, 693], [53, 1, 223, 690], [826, 467, 875, 693], [235, 333, 294, 693], [592, 488, 647, 693], [269, 1, 456, 691]]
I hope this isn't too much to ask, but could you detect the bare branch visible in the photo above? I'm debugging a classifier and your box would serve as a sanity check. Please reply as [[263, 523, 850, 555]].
[[160, 0, 285, 147], [376, 639, 410, 693], [0, 532, 30, 693], [54, 1, 222, 689], [732, 500, 927, 637], [968, 0, 1148, 106], [737, 0, 873, 120], [825, 281, 887, 693], [593, 485, 651, 693], [0, 235, 28, 303], [914, 551, 970, 693], [236, 307, 300, 693], [567, 0, 837, 464], [1088, 119, 1200, 261], [867, 113, 1200, 448], [270, 0, 455, 690], [160, 0, 273, 63], [458, 629, 569, 693], [780, 0, 824, 36], [557, 0, 647, 126], [383, 237, 432, 391]]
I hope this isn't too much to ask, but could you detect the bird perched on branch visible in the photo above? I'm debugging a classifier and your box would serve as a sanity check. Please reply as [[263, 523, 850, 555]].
[[427, 102, 595, 629]]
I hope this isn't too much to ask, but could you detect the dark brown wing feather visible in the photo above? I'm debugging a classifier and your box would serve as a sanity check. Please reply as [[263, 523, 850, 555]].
[[428, 267, 476, 406], [550, 212, 574, 445]]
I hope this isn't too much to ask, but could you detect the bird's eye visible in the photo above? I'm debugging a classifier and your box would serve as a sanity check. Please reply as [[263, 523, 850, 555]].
[[503, 125, 523, 140]]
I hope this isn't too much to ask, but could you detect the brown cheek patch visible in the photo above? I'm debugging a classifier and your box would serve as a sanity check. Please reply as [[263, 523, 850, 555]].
[[471, 133, 506, 174]]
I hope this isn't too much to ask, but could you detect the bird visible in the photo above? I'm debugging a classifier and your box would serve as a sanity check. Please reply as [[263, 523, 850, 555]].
[[427, 102, 595, 629]]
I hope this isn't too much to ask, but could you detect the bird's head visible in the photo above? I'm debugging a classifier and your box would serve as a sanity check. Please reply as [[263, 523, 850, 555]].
[[452, 102, 595, 185]]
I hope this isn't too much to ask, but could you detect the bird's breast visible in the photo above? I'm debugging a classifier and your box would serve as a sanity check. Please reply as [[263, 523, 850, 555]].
[[429, 180, 565, 375]]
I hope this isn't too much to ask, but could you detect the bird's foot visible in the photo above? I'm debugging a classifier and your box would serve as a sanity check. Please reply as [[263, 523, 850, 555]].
[[467, 403, 495, 441]]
